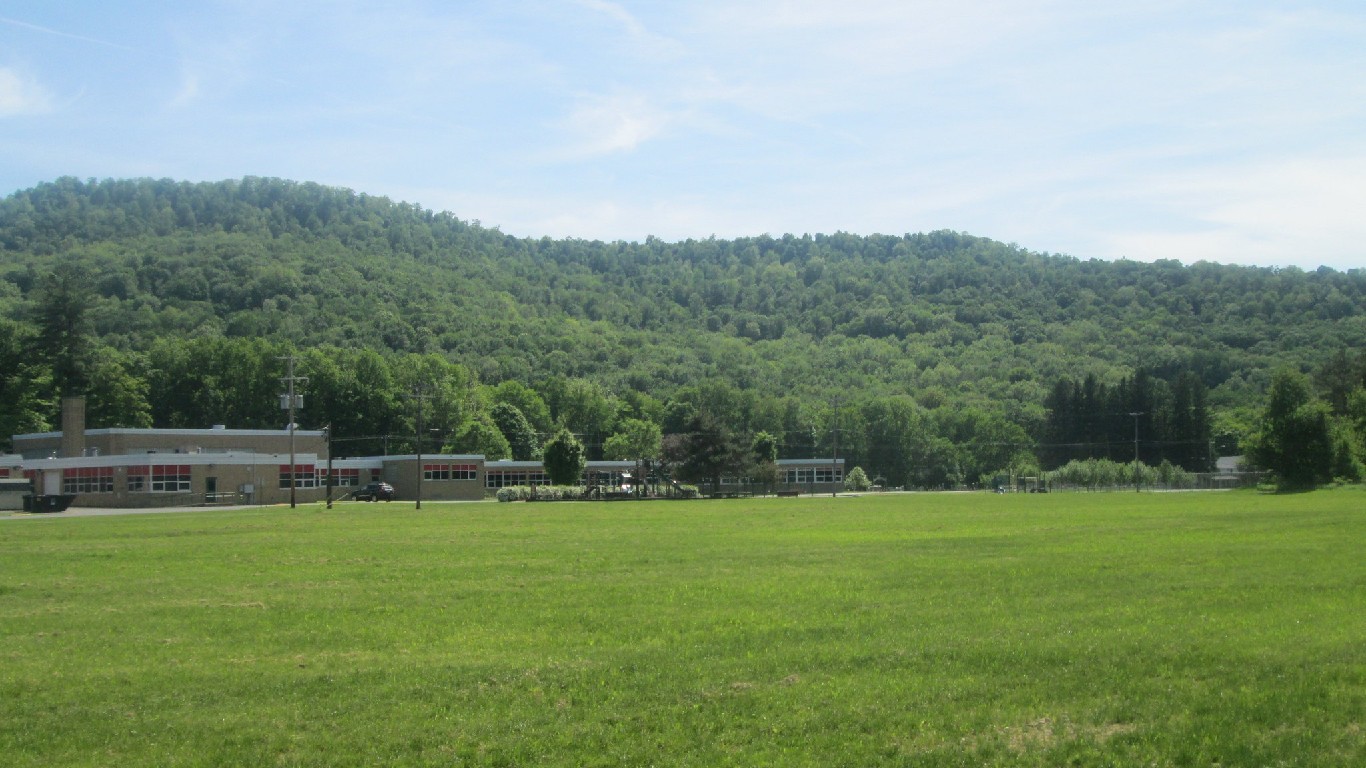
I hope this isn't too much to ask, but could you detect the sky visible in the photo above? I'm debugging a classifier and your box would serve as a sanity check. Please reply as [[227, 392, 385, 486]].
[[1, 1, 1363, 270]]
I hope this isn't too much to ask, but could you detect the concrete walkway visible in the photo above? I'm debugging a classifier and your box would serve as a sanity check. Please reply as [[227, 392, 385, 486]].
[[0, 504, 265, 519]]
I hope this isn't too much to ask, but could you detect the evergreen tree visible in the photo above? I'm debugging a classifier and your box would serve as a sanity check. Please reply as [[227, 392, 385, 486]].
[[30, 264, 94, 398], [0, 319, 50, 446]]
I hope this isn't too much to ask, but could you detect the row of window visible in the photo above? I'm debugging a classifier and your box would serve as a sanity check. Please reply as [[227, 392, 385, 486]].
[[325, 467, 362, 487], [33, 464, 845, 493], [136, 465, 193, 492], [63, 466, 115, 494], [424, 463, 478, 481], [278, 464, 317, 489], [486, 470, 549, 488], [44, 464, 440, 493], [32, 465, 379, 493], [784, 468, 843, 484]]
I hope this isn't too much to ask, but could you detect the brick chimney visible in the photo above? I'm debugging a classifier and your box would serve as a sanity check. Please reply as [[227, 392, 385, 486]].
[[60, 396, 86, 458]]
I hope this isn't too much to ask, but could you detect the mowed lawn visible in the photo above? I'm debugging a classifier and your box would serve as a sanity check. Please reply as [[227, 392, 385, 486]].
[[2, 490, 1363, 767]]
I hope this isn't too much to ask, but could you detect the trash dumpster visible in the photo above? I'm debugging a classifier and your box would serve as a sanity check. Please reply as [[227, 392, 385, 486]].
[[22, 495, 77, 513]]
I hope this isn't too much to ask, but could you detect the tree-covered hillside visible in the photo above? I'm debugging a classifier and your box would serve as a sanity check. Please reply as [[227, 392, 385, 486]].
[[2, 177, 1363, 486]]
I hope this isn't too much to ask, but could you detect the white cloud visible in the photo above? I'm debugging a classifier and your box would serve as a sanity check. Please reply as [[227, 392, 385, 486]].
[[573, 0, 651, 42], [0, 67, 53, 116], [555, 92, 669, 159], [1100, 152, 1366, 268], [168, 69, 201, 108]]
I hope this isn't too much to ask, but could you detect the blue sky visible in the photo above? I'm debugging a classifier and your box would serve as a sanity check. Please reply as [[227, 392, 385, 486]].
[[2, 1, 1363, 270]]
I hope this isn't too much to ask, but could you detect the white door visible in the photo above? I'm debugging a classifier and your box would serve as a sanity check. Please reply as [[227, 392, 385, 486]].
[[44, 471, 62, 495]]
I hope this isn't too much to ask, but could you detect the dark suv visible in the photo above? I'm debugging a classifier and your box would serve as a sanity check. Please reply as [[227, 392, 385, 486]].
[[354, 481, 395, 502]]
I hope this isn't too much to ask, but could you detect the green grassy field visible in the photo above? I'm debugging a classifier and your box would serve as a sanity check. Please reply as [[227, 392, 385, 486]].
[[2, 490, 1363, 766]]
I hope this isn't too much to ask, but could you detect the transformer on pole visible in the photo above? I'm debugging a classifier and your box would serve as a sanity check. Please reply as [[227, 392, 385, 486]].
[[279, 355, 308, 509]]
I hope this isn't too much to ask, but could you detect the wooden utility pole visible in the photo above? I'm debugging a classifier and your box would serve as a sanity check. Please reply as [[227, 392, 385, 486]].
[[831, 397, 842, 498], [279, 356, 308, 509], [324, 424, 333, 509], [1129, 411, 1144, 493], [408, 384, 429, 510]]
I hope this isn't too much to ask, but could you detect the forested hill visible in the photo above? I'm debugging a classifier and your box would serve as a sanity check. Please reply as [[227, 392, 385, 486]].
[[2, 177, 1363, 484]]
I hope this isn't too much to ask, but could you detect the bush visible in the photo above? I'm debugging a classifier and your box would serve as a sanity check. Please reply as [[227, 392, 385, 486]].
[[495, 485, 596, 502], [496, 486, 532, 502], [844, 466, 872, 492], [495, 484, 702, 502]]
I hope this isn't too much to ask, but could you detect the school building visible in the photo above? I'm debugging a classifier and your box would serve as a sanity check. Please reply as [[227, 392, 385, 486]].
[[4, 398, 845, 509]]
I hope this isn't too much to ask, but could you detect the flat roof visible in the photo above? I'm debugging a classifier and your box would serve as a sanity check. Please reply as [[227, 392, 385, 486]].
[[13, 427, 325, 441], [9, 452, 321, 470]]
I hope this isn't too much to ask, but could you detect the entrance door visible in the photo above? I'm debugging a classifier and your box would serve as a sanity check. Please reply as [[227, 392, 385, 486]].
[[206, 476, 217, 502]]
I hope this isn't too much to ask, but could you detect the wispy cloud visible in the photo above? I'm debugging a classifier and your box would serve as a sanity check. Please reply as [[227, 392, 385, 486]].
[[1100, 150, 1366, 266], [555, 91, 669, 159], [0, 67, 52, 116], [0, 14, 142, 54], [2, 2, 1363, 269]]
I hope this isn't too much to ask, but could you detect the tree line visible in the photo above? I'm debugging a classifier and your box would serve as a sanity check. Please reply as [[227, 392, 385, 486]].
[[1040, 369, 1213, 472], [2, 177, 1364, 489]]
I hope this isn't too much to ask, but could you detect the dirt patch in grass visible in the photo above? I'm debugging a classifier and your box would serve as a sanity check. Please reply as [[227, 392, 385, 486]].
[[967, 715, 1139, 753]]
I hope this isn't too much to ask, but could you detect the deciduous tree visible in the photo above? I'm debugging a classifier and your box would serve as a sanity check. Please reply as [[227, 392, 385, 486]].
[[1248, 369, 1333, 489], [542, 428, 585, 486]]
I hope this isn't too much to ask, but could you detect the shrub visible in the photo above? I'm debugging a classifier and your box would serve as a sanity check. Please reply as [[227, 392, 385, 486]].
[[844, 466, 872, 492]]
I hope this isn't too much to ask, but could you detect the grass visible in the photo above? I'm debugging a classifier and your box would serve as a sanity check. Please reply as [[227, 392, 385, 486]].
[[1, 489, 1363, 766]]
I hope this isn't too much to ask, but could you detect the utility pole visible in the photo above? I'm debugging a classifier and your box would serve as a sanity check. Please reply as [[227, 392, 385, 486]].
[[831, 397, 842, 498], [1129, 411, 1144, 493], [279, 356, 308, 509], [324, 424, 333, 510], [408, 384, 429, 510]]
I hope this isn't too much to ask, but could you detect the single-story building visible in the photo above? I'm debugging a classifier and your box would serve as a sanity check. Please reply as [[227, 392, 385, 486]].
[[5, 398, 847, 508]]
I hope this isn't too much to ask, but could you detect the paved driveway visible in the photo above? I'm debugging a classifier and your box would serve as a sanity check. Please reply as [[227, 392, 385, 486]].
[[1, 504, 264, 519]]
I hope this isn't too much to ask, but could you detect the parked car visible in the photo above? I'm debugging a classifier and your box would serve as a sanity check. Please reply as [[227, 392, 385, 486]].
[[354, 481, 395, 502]]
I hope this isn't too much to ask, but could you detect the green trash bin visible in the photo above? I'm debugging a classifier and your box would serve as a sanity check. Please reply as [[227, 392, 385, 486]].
[[25, 495, 77, 513]]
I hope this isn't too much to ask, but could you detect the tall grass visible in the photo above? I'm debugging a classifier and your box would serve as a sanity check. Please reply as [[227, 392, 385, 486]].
[[2, 490, 1363, 766]]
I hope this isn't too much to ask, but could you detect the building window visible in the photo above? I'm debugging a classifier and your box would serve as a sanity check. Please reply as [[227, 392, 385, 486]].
[[782, 467, 842, 484], [321, 467, 361, 487], [485, 470, 548, 488], [149, 465, 191, 493], [278, 464, 316, 489], [424, 463, 477, 481], [126, 465, 147, 492], [63, 467, 115, 494]]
